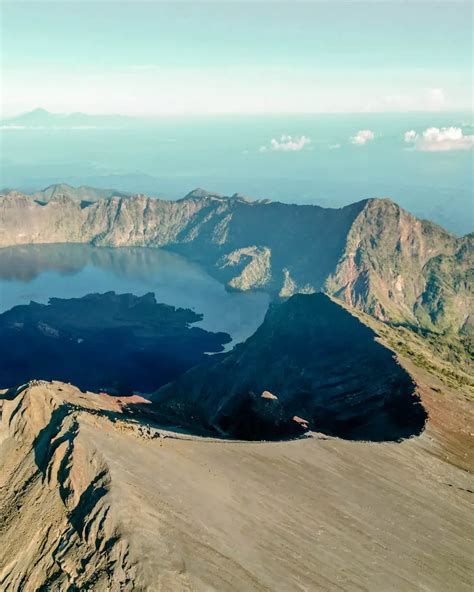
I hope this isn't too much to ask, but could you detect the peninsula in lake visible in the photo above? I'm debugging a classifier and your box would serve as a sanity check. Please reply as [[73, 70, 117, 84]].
[[0, 291, 230, 393]]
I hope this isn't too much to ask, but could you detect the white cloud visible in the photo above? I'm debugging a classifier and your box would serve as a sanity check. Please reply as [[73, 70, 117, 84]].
[[329, 143, 341, 149], [423, 127, 461, 142], [404, 126, 474, 152], [259, 134, 311, 152], [350, 130, 375, 146], [404, 130, 417, 143]]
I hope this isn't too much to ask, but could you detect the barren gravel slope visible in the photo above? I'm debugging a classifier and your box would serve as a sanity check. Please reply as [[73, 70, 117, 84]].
[[0, 367, 472, 591]]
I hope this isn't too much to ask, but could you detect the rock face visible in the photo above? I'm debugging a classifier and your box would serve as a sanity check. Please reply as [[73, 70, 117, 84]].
[[0, 383, 135, 590], [154, 293, 427, 441], [216, 246, 272, 290], [323, 199, 473, 332], [1, 187, 470, 338]]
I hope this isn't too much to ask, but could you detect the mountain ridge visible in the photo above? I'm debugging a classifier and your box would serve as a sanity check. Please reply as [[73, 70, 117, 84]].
[[153, 292, 427, 442], [1, 185, 470, 343], [0, 186, 472, 589]]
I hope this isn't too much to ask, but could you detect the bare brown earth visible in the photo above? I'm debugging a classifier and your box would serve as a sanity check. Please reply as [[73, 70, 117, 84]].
[[0, 355, 473, 591]]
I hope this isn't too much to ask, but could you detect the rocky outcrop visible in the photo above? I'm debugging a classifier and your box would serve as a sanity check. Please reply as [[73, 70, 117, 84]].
[[323, 199, 465, 324], [216, 246, 272, 290], [154, 293, 427, 441]]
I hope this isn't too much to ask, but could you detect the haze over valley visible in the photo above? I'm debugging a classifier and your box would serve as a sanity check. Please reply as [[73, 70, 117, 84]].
[[2, 110, 472, 235]]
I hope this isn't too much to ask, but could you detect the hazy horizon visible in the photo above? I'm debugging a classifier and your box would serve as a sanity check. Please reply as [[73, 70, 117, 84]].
[[2, 1, 472, 116], [3, 107, 474, 119], [1, 1, 472, 234]]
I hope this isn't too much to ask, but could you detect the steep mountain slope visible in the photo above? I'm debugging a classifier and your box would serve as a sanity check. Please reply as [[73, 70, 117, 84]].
[[324, 199, 471, 328], [0, 187, 471, 339], [0, 370, 472, 591], [414, 235, 473, 335], [153, 293, 427, 441], [0, 383, 137, 590]]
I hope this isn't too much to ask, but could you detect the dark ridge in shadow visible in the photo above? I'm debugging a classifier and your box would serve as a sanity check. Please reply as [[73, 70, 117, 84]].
[[154, 293, 428, 442], [33, 405, 74, 474], [0, 292, 231, 394]]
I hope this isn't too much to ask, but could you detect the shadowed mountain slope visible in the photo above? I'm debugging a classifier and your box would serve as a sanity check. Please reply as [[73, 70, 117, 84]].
[[154, 293, 427, 441]]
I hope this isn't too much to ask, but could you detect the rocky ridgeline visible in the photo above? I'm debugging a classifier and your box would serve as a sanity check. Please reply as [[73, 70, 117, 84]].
[[0, 383, 136, 589], [0, 185, 471, 336]]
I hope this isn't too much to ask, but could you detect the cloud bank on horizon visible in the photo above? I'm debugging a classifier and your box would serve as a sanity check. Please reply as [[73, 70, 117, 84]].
[[257, 125, 473, 153], [404, 127, 474, 152]]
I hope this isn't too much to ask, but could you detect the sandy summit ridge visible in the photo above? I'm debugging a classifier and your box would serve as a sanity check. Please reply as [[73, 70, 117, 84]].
[[0, 369, 472, 591]]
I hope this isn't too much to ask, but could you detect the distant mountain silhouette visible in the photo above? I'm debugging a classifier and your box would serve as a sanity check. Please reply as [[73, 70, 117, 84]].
[[1, 108, 132, 128]]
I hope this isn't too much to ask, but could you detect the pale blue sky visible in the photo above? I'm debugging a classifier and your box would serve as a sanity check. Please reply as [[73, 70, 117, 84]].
[[1, 1, 472, 115]]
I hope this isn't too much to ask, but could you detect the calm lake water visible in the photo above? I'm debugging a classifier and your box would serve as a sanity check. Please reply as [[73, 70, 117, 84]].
[[0, 244, 270, 347]]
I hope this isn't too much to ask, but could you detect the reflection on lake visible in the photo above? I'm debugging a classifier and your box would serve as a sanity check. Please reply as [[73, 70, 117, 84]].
[[0, 244, 270, 346]]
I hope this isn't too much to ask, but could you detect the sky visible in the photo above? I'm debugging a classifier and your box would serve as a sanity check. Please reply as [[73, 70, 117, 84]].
[[1, 1, 472, 116]]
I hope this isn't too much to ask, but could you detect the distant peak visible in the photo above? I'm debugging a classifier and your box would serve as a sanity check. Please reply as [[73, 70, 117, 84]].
[[29, 107, 50, 115], [183, 188, 257, 203], [183, 188, 224, 200], [366, 196, 398, 206], [43, 182, 74, 191]]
